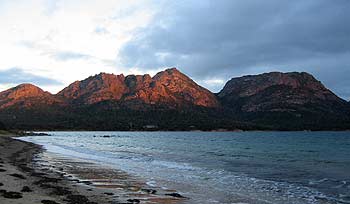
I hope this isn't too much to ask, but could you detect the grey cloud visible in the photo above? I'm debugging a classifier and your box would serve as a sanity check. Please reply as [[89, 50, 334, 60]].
[[0, 68, 62, 86], [52, 51, 92, 61], [119, 0, 350, 100], [18, 41, 92, 62]]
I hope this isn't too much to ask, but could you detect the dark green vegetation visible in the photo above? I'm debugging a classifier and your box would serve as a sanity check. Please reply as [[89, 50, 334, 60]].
[[0, 102, 262, 131], [0, 69, 350, 131], [1, 100, 349, 131], [0, 121, 6, 130]]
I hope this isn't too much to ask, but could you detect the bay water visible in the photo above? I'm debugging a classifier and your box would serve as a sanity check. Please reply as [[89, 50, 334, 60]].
[[19, 131, 350, 204]]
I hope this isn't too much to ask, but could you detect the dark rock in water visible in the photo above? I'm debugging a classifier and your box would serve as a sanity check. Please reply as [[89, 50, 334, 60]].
[[2, 191, 23, 199], [0, 182, 3, 186], [31, 172, 47, 177], [19, 164, 33, 172], [21, 186, 32, 192], [34, 177, 61, 185], [127, 199, 140, 203], [65, 194, 89, 204], [0, 168, 6, 172], [103, 192, 114, 195], [102, 135, 111, 137], [9, 173, 26, 179], [81, 180, 93, 185], [141, 188, 157, 194], [41, 200, 60, 204], [165, 193, 186, 198]]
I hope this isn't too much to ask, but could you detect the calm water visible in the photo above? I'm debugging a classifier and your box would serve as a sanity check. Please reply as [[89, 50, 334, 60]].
[[20, 131, 350, 204]]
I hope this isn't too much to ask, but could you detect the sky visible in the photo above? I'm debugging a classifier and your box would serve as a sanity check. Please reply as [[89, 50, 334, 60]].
[[0, 0, 349, 100]]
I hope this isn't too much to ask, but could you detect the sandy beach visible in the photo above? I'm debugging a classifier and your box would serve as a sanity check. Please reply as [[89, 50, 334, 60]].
[[0, 134, 186, 204], [0, 134, 114, 204]]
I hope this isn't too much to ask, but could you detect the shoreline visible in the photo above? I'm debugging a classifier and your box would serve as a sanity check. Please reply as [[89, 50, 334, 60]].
[[0, 134, 187, 204], [13, 129, 350, 134], [0, 135, 118, 204]]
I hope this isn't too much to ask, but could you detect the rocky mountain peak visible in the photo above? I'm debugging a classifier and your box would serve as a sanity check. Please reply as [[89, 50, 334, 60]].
[[219, 71, 335, 98], [144, 68, 219, 107], [57, 72, 127, 103], [0, 83, 49, 100], [218, 71, 346, 112], [55, 68, 219, 107], [0, 83, 59, 108]]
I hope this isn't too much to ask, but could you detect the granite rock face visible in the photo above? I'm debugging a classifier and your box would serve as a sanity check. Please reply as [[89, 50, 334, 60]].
[[0, 84, 61, 108], [57, 68, 219, 108], [57, 73, 127, 104]]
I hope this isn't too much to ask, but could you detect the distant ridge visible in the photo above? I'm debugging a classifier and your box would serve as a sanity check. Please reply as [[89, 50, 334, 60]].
[[218, 71, 347, 112], [0, 83, 62, 109], [0, 68, 349, 130], [217, 71, 350, 129]]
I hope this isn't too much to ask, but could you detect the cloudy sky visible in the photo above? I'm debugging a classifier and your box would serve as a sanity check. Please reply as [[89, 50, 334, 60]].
[[0, 0, 349, 100]]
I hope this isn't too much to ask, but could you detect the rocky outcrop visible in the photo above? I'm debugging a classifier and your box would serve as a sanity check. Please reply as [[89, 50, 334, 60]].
[[57, 68, 219, 108], [123, 68, 219, 107], [0, 84, 61, 108], [57, 73, 127, 104]]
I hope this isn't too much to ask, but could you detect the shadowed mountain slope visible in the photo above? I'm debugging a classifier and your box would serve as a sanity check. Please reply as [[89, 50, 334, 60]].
[[217, 72, 350, 130]]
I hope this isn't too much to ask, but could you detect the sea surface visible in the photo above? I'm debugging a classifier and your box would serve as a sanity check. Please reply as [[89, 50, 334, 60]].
[[19, 131, 350, 204]]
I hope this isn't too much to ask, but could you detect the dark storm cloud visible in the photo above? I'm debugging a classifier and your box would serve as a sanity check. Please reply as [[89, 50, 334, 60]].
[[119, 0, 350, 100], [0, 68, 62, 86]]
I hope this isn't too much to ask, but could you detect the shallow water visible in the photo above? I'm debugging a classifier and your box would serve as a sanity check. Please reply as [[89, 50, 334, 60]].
[[20, 131, 350, 204]]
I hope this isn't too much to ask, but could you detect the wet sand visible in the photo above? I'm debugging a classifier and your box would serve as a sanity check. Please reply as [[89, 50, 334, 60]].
[[0, 134, 187, 204]]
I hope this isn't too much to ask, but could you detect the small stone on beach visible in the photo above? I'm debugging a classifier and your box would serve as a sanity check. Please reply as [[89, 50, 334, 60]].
[[21, 186, 32, 192], [127, 199, 140, 203], [165, 193, 186, 198], [65, 194, 89, 204], [31, 172, 47, 176], [41, 200, 60, 204], [9, 173, 26, 179], [1, 191, 23, 199], [141, 188, 157, 194], [81, 180, 93, 185]]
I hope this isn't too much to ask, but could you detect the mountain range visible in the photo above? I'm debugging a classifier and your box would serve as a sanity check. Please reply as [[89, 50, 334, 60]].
[[0, 68, 349, 131]]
